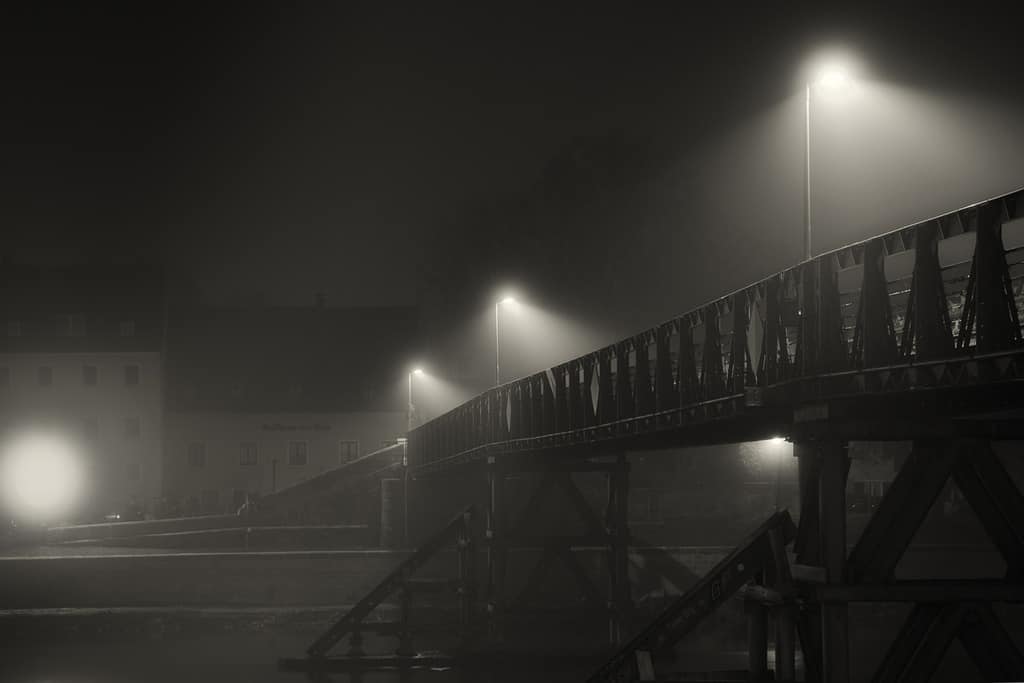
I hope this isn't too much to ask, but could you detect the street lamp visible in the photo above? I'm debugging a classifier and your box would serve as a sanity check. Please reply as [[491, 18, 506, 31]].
[[804, 62, 854, 261], [495, 296, 518, 385], [408, 367, 424, 431]]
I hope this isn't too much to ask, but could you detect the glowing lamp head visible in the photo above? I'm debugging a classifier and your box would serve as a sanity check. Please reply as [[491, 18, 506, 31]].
[[411, 368, 424, 376], [815, 65, 851, 91], [1, 431, 84, 523], [770, 436, 786, 445], [499, 296, 519, 309]]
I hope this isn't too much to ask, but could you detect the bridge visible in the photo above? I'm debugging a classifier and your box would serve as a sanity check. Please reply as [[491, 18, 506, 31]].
[[395, 187, 1024, 682]]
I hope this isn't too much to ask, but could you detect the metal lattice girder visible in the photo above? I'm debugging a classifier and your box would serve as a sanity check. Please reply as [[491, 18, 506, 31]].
[[727, 291, 751, 393], [961, 201, 1022, 352], [852, 238, 898, 368], [585, 510, 796, 683], [701, 304, 725, 399], [900, 221, 954, 361], [760, 274, 791, 385], [847, 441, 957, 583], [678, 317, 700, 406], [407, 186, 1024, 480], [655, 324, 677, 412]]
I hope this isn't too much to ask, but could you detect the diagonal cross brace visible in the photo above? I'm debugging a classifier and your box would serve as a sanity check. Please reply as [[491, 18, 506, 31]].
[[306, 506, 474, 658], [847, 442, 957, 583]]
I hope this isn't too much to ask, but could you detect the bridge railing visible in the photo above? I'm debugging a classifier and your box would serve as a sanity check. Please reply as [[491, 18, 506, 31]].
[[411, 188, 1024, 469]]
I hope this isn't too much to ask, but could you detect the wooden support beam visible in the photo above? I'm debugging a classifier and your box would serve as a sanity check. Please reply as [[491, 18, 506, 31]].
[[818, 439, 849, 683], [775, 605, 797, 683], [487, 462, 506, 641], [746, 600, 769, 681]]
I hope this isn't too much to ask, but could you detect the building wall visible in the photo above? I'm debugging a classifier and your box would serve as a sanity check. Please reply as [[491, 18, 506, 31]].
[[163, 411, 405, 514], [0, 351, 163, 521]]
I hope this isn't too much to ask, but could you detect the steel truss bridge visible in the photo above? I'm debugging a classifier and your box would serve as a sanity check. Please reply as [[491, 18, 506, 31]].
[[295, 188, 1024, 682]]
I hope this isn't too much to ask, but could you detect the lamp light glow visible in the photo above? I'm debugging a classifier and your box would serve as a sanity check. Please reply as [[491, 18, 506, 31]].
[[412, 368, 424, 376], [815, 65, 851, 90], [1, 431, 84, 523]]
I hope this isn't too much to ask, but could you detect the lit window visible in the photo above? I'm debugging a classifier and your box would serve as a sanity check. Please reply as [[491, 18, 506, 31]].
[[338, 440, 360, 464], [187, 443, 206, 467], [37, 367, 53, 387], [124, 417, 140, 438], [83, 365, 98, 386], [239, 442, 258, 467], [126, 462, 141, 481], [124, 365, 140, 386], [287, 441, 308, 466], [119, 321, 136, 337]]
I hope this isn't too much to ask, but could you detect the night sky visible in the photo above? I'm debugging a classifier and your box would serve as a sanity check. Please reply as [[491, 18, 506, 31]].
[[4, 3, 1024, 345]]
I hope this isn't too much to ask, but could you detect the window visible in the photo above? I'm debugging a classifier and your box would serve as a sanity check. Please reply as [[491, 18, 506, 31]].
[[6, 321, 22, 337], [239, 442, 258, 467], [37, 366, 53, 387], [187, 442, 206, 467], [338, 440, 360, 464], [287, 441, 308, 466], [126, 462, 141, 481], [83, 365, 98, 386], [124, 417, 140, 438], [124, 365, 140, 386], [119, 320, 136, 337]]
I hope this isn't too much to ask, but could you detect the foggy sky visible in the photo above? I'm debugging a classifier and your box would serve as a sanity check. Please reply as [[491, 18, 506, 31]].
[[3, 3, 1024, 343]]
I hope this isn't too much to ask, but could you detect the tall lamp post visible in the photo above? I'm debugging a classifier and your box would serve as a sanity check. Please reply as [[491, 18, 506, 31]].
[[408, 367, 424, 432], [804, 64, 852, 261], [495, 296, 518, 386]]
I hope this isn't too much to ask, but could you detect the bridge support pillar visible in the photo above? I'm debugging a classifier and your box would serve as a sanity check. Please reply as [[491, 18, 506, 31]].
[[486, 457, 506, 641], [746, 600, 769, 680], [819, 439, 850, 683], [794, 438, 849, 683], [607, 453, 631, 644], [775, 603, 797, 682]]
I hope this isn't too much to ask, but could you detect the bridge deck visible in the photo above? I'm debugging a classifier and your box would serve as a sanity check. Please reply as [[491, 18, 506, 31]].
[[410, 188, 1024, 476]]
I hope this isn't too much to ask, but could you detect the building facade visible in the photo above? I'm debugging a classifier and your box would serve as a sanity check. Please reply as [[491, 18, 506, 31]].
[[163, 411, 404, 515], [0, 266, 165, 522], [161, 304, 417, 515]]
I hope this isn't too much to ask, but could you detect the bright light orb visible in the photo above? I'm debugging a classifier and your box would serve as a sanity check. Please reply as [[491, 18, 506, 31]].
[[499, 296, 519, 308], [770, 436, 786, 445], [412, 368, 424, 376], [816, 65, 851, 91], [0, 432, 83, 522]]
